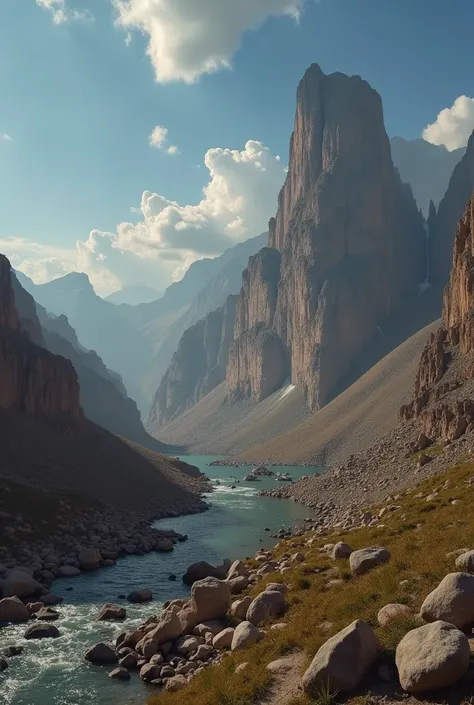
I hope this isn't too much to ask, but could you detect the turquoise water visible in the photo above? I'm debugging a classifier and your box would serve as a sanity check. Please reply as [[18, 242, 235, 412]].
[[2, 457, 322, 705]]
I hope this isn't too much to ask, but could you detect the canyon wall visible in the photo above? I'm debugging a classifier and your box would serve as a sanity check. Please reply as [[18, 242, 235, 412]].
[[229, 64, 425, 410], [0, 255, 81, 418]]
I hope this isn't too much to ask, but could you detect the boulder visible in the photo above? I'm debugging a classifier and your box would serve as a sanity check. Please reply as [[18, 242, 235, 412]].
[[454, 551, 474, 572], [183, 561, 227, 586], [58, 565, 81, 577], [78, 549, 102, 571], [156, 538, 174, 552], [24, 623, 60, 640], [119, 653, 138, 669], [41, 594, 63, 606], [231, 621, 264, 651], [0, 597, 30, 623], [231, 596, 253, 621], [302, 620, 380, 694], [292, 552, 305, 563], [4, 645, 24, 658], [98, 604, 126, 621], [116, 630, 144, 649], [349, 547, 391, 575], [213, 627, 235, 650], [108, 667, 130, 680], [331, 542, 353, 560], [235, 662, 249, 674], [127, 588, 152, 604], [193, 620, 227, 637], [420, 573, 474, 628], [0, 658, 7, 671], [228, 576, 249, 594], [85, 643, 118, 665], [190, 644, 214, 662], [265, 583, 289, 594], [377, 603, 412, 628], [139, 663, 162, 682], [396, 621, 470, 693], [137, 609, 182, 650], [36, 607, 59, 621], [176, 636, 200, 657], [164, 675, 188, 692], [246, 589, 286, 626], [1, 569, 42, 598], [177, 604, 199, 634], [266, 657, 295, 674], [226, 560, 249, 581], [191, 577, 231, 622]]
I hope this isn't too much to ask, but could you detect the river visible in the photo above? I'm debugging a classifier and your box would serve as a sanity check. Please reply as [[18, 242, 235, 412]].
[[2, 456, 322, 705]]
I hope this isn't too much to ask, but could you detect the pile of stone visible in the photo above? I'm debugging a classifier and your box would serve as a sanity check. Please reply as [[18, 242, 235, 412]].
[[81, 566, 288, 692]]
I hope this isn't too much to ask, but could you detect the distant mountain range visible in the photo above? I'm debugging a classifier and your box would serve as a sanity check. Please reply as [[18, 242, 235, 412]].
[[16, 232, 267, 412], [390, 136, 465, 216], [105, 284, 164, 306]]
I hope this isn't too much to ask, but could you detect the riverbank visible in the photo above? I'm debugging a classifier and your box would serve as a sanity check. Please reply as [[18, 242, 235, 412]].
[[0, 458, 316, 704]]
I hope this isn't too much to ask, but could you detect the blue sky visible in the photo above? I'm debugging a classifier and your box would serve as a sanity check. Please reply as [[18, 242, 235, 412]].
[[1, 0, 474, 294]]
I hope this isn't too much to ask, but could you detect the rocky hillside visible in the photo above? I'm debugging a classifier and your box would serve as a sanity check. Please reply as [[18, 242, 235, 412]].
[[390, 136, 465, 216], [401, 193, 474, 440], [0, 255, 80, 418], [429, 130, 474, 288]]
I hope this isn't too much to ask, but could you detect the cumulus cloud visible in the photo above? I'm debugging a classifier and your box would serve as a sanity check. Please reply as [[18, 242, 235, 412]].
[[3, 140, 286, 295], [36, 0, 93, 25], [423, 95, 474, 151], [0, 133, 12, 142], [149, 125, 179, 155], [113, 0, 304, 83]]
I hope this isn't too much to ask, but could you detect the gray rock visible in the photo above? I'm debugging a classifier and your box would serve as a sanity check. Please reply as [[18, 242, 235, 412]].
[[377, 603, 411, 627], [231, 621, 264, 651], [455, 551, 474, 573], [98, 604, 126, 621], [349, 547, 391, 575], [24, 623, 60, 640], [246, 589, 286, 626], [108, 667, 130, 680], [231, 596, 253, 621], [302, 620, 380, 694], [127, 588, 152, 603], [331, 542, 353, 560], [85, 643, 118, 664], [420, 573, 474, 629], [191, 577, 231, 622], [0, 597, 30, 623], [396, 621, 470, 693], [213, 627, 234, 650], [1, 569, 42, 598]]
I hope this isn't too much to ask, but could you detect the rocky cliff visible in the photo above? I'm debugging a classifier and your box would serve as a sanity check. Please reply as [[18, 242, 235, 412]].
[[430, 131, 474, 288], [150, 295, 238, 426], [401, 195, 474, 441], [0, 255, 81, 418], [228, 64, 425, 411]]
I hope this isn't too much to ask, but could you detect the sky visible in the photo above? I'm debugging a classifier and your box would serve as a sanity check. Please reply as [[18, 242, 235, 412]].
[[1, 0, 474, 295]]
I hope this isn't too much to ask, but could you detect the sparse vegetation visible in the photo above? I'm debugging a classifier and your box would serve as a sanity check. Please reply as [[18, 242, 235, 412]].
[[149, 459, 474, 705]]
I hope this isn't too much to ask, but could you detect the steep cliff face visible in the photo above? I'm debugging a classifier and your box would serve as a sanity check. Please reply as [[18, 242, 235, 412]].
[[0, 255, 81, 418], [430, 131, 474, 287], [401, 196, 474, 440], [150, 295, 237, 426], [231, 64, 425, 410]]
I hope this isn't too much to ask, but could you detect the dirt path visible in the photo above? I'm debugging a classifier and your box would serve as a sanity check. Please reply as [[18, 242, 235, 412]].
[[260, 652, 306, 705]]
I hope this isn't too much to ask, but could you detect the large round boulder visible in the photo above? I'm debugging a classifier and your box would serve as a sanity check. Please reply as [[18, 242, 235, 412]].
[[349, 547, 391, 576], [396, 621, 470, 693], [183, 561, 227, 586], [136, 609, 182, 651], [231, 596, 253, 621], [246, 589, 286, 626], [98, 604, 126, 621], [302, 620, 380, 694], [191, 577, 231, 622], [1, 569, 42, 598], [377, 603, 412, 628], [0, 597, 30, 623], [213, 627, 234, 650], [331, 542, 353, 560], [78, 549, 102, 571], [226, 560, 249, 581], [231, 621, 264, 651], [85, 642, 118, 665], [420, 573, 474, 629], [24, 623, 60, 640], [454, 551, 474, 573], [127, 588, 152, 603]]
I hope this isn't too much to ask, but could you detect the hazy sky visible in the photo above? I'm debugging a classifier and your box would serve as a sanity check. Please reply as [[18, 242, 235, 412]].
[[1, 0, 474, 294]]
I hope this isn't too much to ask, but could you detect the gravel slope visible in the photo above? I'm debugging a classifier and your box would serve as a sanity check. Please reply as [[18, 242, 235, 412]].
[[240, 320, 439, 465]]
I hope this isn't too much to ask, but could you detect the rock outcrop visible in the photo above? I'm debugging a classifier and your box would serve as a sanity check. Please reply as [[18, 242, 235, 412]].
[[150, 295, 237, 426], [400, 195, 474, 440], [429, 131, 474, 288], [229, 64, 425, 411], [0, 255, 81, 418]]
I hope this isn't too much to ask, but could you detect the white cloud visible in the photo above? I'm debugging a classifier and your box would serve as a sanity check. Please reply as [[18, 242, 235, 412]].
[[149, 125, 179, 155], [113, 0, 303, 83], [0, 133, 13, 142], [36, 0, 93, 25], [1, 140, 285, 295], [423, 95, 474, 151]]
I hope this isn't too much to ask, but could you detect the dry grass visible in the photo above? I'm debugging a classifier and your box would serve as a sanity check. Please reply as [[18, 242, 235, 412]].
[[149, 459, 474, 705]]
